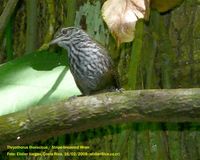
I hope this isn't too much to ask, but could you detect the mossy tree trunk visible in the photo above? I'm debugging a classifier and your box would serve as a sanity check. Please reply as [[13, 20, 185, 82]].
[[122, 1, 200, 159]]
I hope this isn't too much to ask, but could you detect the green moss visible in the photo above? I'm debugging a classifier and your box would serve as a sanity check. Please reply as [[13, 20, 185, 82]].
[[126, 20, 144, 90], [74, 1, 109, 46]]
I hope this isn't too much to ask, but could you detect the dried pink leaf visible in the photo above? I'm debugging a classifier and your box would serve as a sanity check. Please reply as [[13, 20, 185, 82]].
[[102, 0, 150, 45]]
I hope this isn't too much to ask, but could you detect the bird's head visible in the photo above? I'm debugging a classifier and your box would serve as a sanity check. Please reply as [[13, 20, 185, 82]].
[[50, 27, 85, 49]]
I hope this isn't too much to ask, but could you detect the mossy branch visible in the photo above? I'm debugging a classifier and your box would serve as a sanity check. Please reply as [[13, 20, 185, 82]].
[[0, 88, 200, 150]]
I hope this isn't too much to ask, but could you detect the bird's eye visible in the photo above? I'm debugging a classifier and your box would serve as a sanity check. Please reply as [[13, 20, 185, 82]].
[[61, 29, 68, 35]]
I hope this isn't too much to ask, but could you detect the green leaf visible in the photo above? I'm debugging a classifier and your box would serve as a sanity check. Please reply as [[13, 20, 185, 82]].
[[0, 51, 80, 116]]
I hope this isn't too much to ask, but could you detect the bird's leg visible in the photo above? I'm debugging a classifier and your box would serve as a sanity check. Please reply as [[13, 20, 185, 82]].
[[67, 94, 84, 101], [115, 88, 125, 93]]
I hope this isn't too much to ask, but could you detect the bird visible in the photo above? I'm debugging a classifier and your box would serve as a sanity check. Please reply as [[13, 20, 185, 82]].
[[50, 27, 119, 95]]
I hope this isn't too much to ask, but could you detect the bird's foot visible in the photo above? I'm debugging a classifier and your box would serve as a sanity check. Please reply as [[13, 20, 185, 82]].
[[67, 94, 83, 101], [115, 88, 125, 93]]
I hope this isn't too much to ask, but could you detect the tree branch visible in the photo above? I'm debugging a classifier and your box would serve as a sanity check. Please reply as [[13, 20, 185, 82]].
[[0, 88, 200, 150]]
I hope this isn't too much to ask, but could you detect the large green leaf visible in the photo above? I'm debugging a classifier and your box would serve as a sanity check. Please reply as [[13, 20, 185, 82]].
[[0, 51, 80, 116]]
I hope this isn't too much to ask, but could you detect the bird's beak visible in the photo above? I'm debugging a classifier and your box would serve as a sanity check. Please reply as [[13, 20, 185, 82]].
[[49, 35, 63, 45]]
